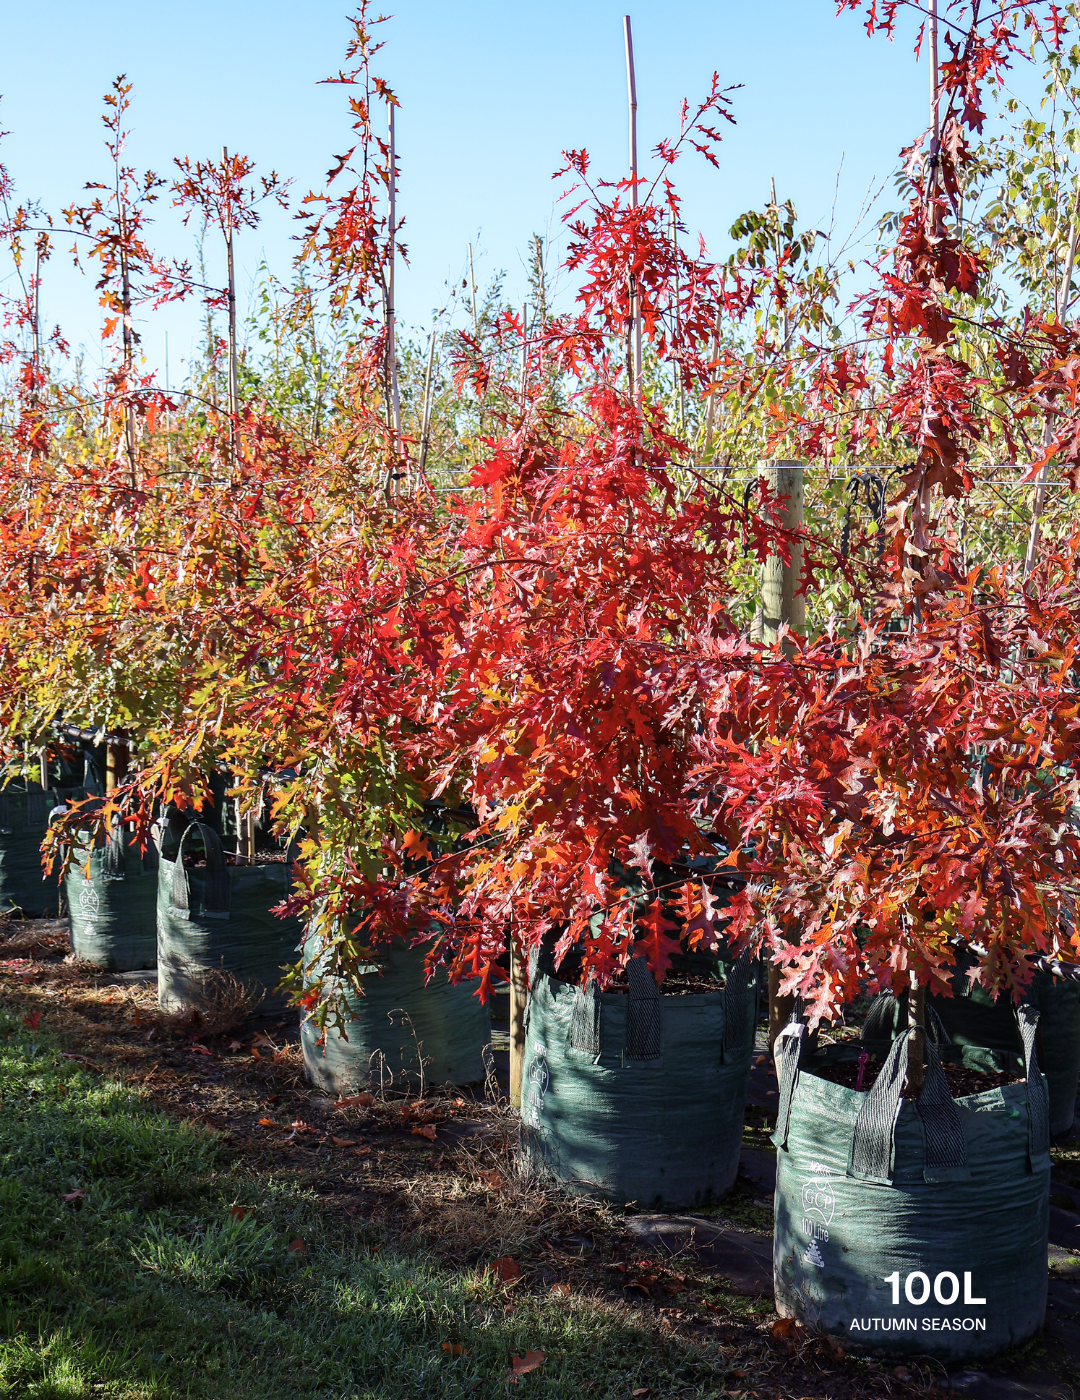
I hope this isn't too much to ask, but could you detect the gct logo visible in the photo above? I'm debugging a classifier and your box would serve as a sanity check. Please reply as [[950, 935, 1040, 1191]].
[[883, 1271, 986, 1306]]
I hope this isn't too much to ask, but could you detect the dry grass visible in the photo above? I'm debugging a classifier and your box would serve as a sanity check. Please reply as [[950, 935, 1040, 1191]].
[[0, 917, 69, 958], [155, 966, 264, 1039]]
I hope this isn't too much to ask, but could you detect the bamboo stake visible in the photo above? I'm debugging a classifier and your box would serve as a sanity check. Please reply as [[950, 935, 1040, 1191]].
[[222, 147, 239, 477], [31, 238, 42, 400], [928, 0, 940, 188], [386, 103, 403, 481], [701, 306, 722, 464], [623, 15, 642, 403], [467, 242, 482, 444], [1025, 171, 1080, 578], [908, 974, 926, 1095], [519, 302, 529, 413], [418, 318, 439, 477], [770, 178, 790, 356], [38, 748, 48, 794]]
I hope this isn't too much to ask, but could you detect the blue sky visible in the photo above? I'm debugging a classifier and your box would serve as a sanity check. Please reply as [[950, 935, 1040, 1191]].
[[1, 1, 944, 378]]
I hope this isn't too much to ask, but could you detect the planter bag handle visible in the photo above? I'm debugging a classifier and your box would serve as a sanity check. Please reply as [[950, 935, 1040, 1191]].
[[722, 948, 756, 1059], [772, 1020, 805, 1151], [569, 974, 602, 1061], [171, 821, 229, 918], [1017, 1003, 1051, 1169], [850, 1029, 969, 1185], [861, 990, 952, 1057], [624, 955, 662, 1064]]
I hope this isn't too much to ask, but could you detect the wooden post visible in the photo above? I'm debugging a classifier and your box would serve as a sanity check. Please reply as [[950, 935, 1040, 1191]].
[[762, 461, 805, 1050], [509, 930, 527, 1109], [234, 798, 257, 862], [105, 733, 128, 794], [759, 461, 805, 650]]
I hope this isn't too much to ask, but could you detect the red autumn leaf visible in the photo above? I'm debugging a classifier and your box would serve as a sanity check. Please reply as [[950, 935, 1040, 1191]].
[[506, 1350, 545, 1382], [330, 1135, 357, 1147], [62, 1189, 87, 1204], [188, 1043, 212, 1056], [336, 1092, 375, 1108], [22, 1010, 40, 1030], [488, 1256, 522, 1283], [229, 1206, 250, 1221], [440, 1341, 468, 1357], [288, 1237, 306, 1254], [634, 900, 681, 983], [258, 1117, 279, 1128], [411, 1123, 437, 1141]]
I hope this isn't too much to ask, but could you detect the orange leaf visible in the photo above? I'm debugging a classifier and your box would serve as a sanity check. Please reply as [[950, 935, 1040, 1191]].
[[549, 1282, 571, 1298], [330, 1136, 357, 1147], [22, 1010, 39, 1030], [352, 1145, 372, 1156], [403, 829, 432, 860], [479, 1169, 505, 1190], [258, 1117, 279, 1128], [288, 1237, 306, 1255], [336, 1092, 374, 1108], [440, 1341, 468, 1357], [506, 1349, 545, 1382], [489, 1256, 522, 1283], [229, 1206, 249, 1221], [412, 1123, 437, 1141]]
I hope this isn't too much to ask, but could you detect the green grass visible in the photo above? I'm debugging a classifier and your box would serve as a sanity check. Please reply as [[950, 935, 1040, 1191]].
[[0, 1011, 740, 1400]]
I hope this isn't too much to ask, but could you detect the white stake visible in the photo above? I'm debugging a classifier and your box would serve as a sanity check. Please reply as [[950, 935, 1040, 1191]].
[[624, 15, 642, 402], [928, 0, 940, 189]]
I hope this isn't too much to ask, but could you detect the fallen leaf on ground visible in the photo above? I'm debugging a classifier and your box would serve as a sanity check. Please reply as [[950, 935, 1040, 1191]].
[[227, 1037, 242, 1051], [412, 1123, 437, 1141], [251, 1032, 276, 1048], [479, 1169, 505, 1190], [489, 1256, 522, 1283], [549, 1282, 571, 1297], [288, 1237, 306, 1254], [440, 1342, 468, 1357], [258, 1117, 279, 1128], [130, 1007, 142, 1027], [188, 1044, 212, 1056], [449, 1097, 466, 1110], [506, 1350, 545, 1383], [352, 1145, 371, 1156], [335, 1092, 375, 1108], [60, 1053, 103, 1073], [62, 1190, 87, 1204], [631, 1389, 652, 1397], [330, 1136, 357, 1148], [771, 1317, 801, 1341], [229, 1206, 250, 1221]]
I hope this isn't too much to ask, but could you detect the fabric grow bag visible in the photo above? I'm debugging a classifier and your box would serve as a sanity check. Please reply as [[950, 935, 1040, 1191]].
[[0, 786, 64, 917], [66, 820, 159, 971], [300, 935, 490, 1093], [772, 1017, 1051, 1362], [929, 968, 1080, 1137], [157, 821, 302, 1011], [520, 952, 759, 1208]]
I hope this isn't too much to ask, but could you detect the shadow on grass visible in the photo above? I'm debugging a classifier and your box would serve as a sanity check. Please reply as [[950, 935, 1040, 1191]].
[[0, 1011, 744, 1400]]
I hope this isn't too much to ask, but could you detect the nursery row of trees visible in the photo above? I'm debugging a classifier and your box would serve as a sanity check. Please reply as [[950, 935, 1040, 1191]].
[[1, 0, 1080, 1027]]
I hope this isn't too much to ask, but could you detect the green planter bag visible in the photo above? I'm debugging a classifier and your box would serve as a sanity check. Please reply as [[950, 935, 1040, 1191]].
[[929, 965, 1080, 1137], [520, 952, 759, 1208], [157, 822, 301, 1011], [66, 821, 158, 971], [300, 935, 491, 1093], [0, 786, 64, 918], [772, 1016, 1050, 1362]]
